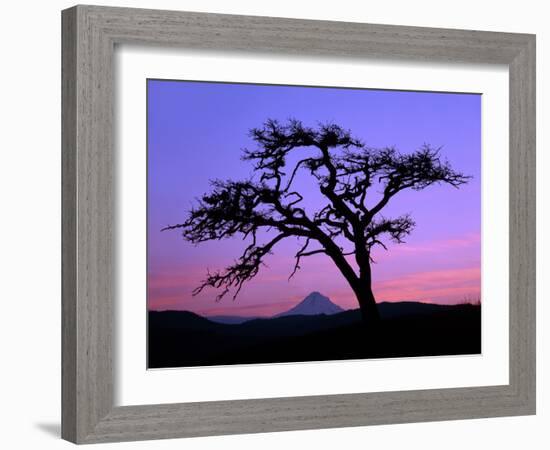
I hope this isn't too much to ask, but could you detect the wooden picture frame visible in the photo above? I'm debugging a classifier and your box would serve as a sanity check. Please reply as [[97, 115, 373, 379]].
[[62, 5, 536, 444]]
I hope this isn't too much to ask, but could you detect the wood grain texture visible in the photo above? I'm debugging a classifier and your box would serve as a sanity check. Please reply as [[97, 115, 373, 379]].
[[61, 4, 536, 444], [508, 36, 536, 408], [61, 7, 77, 443]]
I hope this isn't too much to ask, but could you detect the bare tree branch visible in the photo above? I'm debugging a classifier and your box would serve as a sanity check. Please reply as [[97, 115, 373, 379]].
[[288, 237, 328, 281], [193, 232, 289, 301]]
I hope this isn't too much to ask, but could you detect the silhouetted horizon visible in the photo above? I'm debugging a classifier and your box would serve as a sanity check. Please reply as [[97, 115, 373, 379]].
[[148, 291, 481, 319]]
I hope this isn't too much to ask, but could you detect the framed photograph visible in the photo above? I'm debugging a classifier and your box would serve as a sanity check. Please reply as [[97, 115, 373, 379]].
[[62, 5, 536, 444]]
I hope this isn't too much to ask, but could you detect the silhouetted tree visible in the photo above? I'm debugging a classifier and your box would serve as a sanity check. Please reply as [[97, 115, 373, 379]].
[[163, 119, 470, 326]]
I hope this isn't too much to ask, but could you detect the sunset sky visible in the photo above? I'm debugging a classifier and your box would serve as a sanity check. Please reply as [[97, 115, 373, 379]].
[[147, 79, 481, 316]]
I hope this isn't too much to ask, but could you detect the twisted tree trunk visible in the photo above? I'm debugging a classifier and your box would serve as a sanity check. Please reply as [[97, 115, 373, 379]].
[[354, 250, 381, 327], [314, 232, 381, 327], [354, 282, 381, 327]]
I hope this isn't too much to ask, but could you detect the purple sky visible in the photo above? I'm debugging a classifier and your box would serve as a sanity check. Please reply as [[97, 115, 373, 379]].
[[147, 79, 481, 316]]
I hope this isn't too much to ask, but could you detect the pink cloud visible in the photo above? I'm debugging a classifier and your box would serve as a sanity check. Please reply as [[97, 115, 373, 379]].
[[390, 232, 480, 254], [374, 266, 481, 304], [148, 232, 481, 313]]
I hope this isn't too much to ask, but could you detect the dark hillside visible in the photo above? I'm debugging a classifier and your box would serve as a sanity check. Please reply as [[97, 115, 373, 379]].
[[148, 302, 481, 368]]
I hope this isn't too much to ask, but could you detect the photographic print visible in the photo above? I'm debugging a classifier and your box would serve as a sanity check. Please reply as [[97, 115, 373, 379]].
[[147, 80, 481, 369]]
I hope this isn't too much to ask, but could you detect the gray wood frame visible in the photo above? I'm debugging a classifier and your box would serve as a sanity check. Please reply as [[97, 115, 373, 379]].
[[62, 5, 536, 444]]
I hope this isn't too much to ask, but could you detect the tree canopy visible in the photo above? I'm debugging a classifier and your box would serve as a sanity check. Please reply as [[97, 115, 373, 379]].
[[163, 119, 470, 304]]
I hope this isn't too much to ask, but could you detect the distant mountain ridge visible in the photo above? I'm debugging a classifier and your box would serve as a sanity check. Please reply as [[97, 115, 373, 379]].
[[207, 315, 259, 325], [207, 292, 344, 324], [203, 292, 471, 325]]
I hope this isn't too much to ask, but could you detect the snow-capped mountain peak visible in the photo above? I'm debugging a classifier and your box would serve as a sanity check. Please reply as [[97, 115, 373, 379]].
[[276, 292, 345, 317]]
